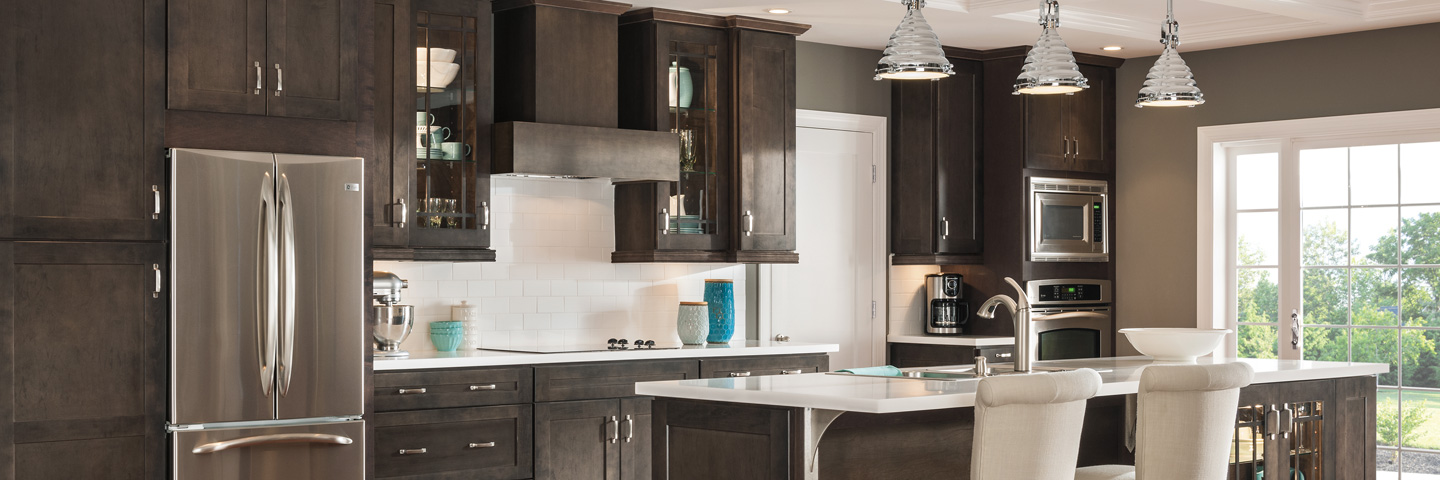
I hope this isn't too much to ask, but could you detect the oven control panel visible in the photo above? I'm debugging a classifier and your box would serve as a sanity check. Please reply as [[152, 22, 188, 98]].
[[1026, 279, 1111, 305]]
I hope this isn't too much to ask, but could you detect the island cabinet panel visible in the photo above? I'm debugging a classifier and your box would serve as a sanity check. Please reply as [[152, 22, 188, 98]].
[[890, 57, 984, 265], [374, 366, 533, 412], [1230, 376, 1376, 480], [375, 404, 533, 480], [619, 397, 653, 480], [0, 242, 167, 480], [698, 353, 829, 378], [651, 398, 795, 480], [533, 359, 699, 403], [168, 0, 356, 121], [0, 0, 166, 242], [887, 343, 1013, 369]]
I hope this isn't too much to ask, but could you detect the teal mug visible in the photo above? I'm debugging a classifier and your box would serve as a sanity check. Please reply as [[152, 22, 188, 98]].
[[418, 126, 450, 149], [416, 112, 435, 127], [440, 142, 471, 160]]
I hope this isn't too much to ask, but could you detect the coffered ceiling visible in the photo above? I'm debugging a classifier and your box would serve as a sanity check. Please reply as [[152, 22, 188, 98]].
[[624, 0, 1440, 57]]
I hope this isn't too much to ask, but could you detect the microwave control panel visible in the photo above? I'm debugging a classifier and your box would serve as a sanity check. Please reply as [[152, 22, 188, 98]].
[[1092, 202, 1104, 242]]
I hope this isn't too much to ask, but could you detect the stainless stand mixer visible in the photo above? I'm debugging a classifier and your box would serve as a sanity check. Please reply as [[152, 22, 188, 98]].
[[371, 271, 415, 358]]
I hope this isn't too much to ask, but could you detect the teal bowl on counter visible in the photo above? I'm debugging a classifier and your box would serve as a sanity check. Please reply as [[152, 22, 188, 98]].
[[430, 331, 463, 352]]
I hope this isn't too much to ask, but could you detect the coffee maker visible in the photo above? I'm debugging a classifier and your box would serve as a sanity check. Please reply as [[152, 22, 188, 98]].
[[925, 273, 967, 335]]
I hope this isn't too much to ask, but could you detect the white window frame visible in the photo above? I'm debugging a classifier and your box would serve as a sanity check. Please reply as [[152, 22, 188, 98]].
[[1197, 108, 1440, 359]]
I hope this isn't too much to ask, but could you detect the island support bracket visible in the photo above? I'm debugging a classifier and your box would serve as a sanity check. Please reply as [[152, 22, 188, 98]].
[[801, 407, 846, 480]]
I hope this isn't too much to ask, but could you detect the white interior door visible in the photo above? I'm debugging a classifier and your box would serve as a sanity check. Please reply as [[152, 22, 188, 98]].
[[762, 111, 886, 370]]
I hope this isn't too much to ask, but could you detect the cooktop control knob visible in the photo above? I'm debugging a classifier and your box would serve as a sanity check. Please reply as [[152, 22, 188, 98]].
[[644, 340, 656, 348]]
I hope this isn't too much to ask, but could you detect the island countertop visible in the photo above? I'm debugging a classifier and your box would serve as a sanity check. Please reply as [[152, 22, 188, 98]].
[[633, 356, 1388, 414]]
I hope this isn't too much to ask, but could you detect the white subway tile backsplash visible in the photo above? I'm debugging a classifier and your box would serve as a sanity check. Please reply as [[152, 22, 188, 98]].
[[379, 177, 746, 352]]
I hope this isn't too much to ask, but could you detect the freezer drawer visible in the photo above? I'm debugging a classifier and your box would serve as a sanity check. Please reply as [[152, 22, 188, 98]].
[[174, 420, 364, 480]]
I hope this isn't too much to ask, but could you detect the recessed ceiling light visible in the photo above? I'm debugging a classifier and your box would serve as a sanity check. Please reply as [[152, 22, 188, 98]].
[[1103, 46, 1123, 51], [766, 8, 790, 14]]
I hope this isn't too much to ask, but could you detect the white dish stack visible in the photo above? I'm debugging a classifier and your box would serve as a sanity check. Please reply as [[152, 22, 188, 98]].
[[452, 301, 483, 350], [417, 48, 460, 90]]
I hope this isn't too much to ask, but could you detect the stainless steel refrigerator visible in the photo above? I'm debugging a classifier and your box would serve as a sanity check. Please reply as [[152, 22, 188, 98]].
[[167, 148, 365, 479]]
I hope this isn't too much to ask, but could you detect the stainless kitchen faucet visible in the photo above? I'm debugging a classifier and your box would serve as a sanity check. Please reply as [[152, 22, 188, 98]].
[[977, 277, 1036, 373]]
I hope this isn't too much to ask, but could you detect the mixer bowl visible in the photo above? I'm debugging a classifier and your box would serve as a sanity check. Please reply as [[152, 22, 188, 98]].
[[372, 305, 415, 357]]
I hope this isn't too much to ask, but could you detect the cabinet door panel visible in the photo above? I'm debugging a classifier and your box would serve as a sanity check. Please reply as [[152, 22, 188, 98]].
[[620, 397, 652, 480], [16, 437, 145, 480], [733, 30, 796, 252], [168, 0, 267, 115], [370, 0, 411, 247], [935, 60, 983, 254], [535, 400, 619, 480], [375, 405, 533, 480], [266, 0, 357, 121], [0, 242, 166, 479], [1067, 64, 1112, 174], [1, 0, 165, 241], [1023, 93, 1067, 171], [889, 80, 937, 256]]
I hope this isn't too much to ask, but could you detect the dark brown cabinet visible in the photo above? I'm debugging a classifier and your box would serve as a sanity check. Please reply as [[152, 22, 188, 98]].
[[698, 353, 829, 378], [0, 0, 166, 242], [890, 56, 984, 265], [0, 242, 167, 480], [168, 0, 357, 121], [614, 10, 807, 264], [1018, 63, 1113, 174], [887, 343, 1013, 369], [371, 0, 495, 262], [534, 397, 652, 480], [375, 405, 533, 480], [1229, 376, 1376, 480]]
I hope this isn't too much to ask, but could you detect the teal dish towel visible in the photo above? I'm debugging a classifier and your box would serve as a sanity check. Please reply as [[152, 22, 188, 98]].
[[836, 366, 904, 377]]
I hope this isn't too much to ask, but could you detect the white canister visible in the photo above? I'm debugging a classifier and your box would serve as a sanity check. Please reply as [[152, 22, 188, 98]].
[[452, 301, 483, 349], [677, 302, 709, 345]]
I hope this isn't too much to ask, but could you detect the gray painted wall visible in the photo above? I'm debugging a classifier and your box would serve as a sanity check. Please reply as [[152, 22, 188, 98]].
[[1114, 22, 1440, 354], [796, 41, 891, 117]]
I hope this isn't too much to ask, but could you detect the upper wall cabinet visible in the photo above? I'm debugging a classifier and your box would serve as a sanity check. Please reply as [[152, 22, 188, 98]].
[[613, 10, 808, 264], [0, 0, 166, 242], [168, 0, 357, 122], [371, 0, 495, 262], [983, 49, 1117, 175], [890, 56, 984, 265]]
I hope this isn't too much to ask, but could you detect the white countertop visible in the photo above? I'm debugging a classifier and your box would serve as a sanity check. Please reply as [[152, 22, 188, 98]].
[[374, 340, 839, 371], [634, 356, 1388, 414], [887, 334, 1015, 347]]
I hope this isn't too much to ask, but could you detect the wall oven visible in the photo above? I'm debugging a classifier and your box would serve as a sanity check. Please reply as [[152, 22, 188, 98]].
[[1027, 279, 1112, 360], [1030, 177, 1109, 262]]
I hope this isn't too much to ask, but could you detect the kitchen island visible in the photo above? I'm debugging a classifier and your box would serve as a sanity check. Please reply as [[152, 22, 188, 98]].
[[636, 356, 1387, 480]]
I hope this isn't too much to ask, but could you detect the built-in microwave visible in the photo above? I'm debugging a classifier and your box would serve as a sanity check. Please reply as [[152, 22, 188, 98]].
[[1030, 177, 1109, 262]]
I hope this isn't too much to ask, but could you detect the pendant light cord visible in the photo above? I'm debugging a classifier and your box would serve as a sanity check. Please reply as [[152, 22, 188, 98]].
[[1038, 0, 1060, 29], [1161, 0, 1181, 47]]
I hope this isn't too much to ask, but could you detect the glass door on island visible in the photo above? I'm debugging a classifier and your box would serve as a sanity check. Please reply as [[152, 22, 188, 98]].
[[415, 11, 483, 232], [668, 41, 718, 236]]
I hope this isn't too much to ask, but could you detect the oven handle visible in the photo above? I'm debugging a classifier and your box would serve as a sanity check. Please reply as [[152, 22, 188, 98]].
[[1031, 311, 1110, 322]]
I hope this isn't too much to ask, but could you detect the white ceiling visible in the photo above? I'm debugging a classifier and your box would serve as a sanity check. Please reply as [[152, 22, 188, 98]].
[[624, 0, 1440, 58]]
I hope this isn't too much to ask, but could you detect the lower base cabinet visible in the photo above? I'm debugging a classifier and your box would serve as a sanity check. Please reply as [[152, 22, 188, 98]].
[[888, 342, 1014, 368], [375, 405, 534, 480], [534, 398, 651, 480]]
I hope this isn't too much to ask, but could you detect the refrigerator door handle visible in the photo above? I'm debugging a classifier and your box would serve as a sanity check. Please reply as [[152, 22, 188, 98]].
[[257, 173, 279, 397], [191, 433, 354, 455], [277, 173, 297, 396]]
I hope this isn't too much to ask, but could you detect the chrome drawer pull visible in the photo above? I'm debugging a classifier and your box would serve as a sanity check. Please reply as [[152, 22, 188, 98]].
[[397, 388, 427, 395], [780, 369, 803, 375], [398, 448, 427, 455], [152, 185, 162, 219], [254, 62, 262, 94], [729, 371, 751, 377], [469, 384, 497, 391], [468, 442, 496, 449]]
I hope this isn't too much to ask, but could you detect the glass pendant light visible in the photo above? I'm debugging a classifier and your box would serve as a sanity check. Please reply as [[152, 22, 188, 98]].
[[875, 0, 953, 81], [1014, 0, 1087, 94], [1136, 0, 1204, 107]]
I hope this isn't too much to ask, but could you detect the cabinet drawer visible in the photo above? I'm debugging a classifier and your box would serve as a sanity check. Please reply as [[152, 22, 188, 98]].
[[375, 367, 533, 412], [699, 354, 830, 378], [376, 405, 533, 480], [534, 359, 699, 402]]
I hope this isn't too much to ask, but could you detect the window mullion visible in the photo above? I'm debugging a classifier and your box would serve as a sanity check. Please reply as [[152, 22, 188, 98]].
[[1279, 139, 1304, 360]]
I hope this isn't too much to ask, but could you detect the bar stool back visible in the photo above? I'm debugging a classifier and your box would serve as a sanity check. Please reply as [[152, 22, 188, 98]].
[[971, 368, 1103, 480]]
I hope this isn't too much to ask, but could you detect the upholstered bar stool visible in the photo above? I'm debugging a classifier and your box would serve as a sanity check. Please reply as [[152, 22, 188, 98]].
[[1075, 362, 1255, 480], [971, 368, 1103, 480]]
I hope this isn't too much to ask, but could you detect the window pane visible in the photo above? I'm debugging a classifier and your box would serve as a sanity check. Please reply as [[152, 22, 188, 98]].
[[1304, 268, 1348, 326], [1353, 268, 1399, 326], [1238, 268, 1279, 324], [1351, 144, 1399, 206], [1237, 212, 1278, 265], [1402, 206, 1440, 265], [1380, 447, 1399, 473], [1381, 388, 1400, 447], [1402, 391, 1440, 450], [1401, 141, 1440, 204], [1400, 449, 1440, 475], [1301, 147, 1348, 208], [1235, 152, 1278, 210], [1353, 327, 1399, 386], [1302, 208, 1348, 266], [1237, 324, 1277, 359], [1352, 206, 1399, 265], [1402, 329, 1440, 389], [1302, 326, 1347, 361], [1403, 268, 1440, 327]]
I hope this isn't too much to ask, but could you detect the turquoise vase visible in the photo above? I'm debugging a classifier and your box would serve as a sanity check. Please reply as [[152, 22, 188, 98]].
[[704, 280, 734, 344]]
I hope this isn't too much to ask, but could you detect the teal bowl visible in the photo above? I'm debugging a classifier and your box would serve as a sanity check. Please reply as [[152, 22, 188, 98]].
[[430, 321, 463, 328], [430, 331, 463, 352]]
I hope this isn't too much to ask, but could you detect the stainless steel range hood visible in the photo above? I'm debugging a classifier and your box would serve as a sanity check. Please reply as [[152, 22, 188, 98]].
[[492, 122, 679, 182]]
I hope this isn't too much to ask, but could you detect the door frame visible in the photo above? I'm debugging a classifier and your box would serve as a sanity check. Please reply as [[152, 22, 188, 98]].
[[757, 109, 888, 365]]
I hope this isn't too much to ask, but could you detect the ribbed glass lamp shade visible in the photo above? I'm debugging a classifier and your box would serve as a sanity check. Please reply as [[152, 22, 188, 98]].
[[875, 0, 953, 80], [1136, 46, 1203, 107], [1014, 27, 1088, 94]]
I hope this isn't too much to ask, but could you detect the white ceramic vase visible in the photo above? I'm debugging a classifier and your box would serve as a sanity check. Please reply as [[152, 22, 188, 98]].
[[677, 302, 709, 345]]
